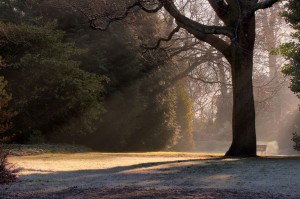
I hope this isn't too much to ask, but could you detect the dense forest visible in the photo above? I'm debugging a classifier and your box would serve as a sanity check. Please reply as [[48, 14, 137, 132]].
[[0, 0, 194, 151], [0, 0, 299, 154]]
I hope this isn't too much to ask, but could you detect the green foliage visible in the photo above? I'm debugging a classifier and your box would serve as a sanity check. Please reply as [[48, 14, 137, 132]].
[[281, 0, 300, 26], [0, 21, 83, 64], [0, 75, 15, 184], [128, 86, 181, 151], [281, 0, 300, 150], [0, 21, 107, 142], [0, 76, 14, 137], [172, 81, 195, 151], [89, 68, 185, 151], [280, 0, 300, 96]]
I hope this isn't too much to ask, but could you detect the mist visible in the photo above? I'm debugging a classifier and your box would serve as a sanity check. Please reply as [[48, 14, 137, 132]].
[[192, 87, 300, 155]]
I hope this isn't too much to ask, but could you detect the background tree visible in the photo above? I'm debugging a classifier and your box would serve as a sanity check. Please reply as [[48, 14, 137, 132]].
[[0, 16, 107, 143], [146, 2, 292, 150], [0, 61, 16, 184], [0, 76, 14, 137], [280, 0, 300, 151], [75, 0, 280, 156]]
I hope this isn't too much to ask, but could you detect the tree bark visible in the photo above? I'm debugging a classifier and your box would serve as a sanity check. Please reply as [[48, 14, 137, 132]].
[[225, 13, 257, 157]]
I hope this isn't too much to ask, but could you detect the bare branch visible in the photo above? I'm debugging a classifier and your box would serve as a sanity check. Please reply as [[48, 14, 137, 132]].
[[163, 0, 234, 38], [253, 0, 280, 11], [188, 74, 232, 86], [89, 2, 138, 30], [207, 0, 230, 23], [169, 51, 221, 85], [69, 0, 164, 31], [181, 25, 232, 62], [170, 58, 211, 85], [141, 26, 180, 50]]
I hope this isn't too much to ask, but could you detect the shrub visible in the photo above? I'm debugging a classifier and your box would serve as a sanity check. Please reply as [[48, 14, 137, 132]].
[[292, 132, 300, 151], [0, 146, 16, 184]]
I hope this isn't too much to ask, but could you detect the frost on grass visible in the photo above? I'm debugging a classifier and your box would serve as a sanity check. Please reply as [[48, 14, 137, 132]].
[[1, 152, 300, 198]]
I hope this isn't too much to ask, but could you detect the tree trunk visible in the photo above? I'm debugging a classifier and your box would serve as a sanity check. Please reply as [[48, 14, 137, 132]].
[[225, 14, 257, 157]]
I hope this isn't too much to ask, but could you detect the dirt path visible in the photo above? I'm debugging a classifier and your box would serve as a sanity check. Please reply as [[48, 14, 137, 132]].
[[1, 153, 300, 198]]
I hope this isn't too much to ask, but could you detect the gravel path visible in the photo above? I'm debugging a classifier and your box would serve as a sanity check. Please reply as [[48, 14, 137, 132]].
[[1, 153, 300, 199]]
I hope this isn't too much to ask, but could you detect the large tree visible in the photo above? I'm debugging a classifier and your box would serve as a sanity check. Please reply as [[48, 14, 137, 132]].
[[77, 0, 280, 156]]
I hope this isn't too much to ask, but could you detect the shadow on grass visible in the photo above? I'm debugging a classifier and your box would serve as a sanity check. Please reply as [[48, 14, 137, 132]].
[[2, 156, 300, 198]]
